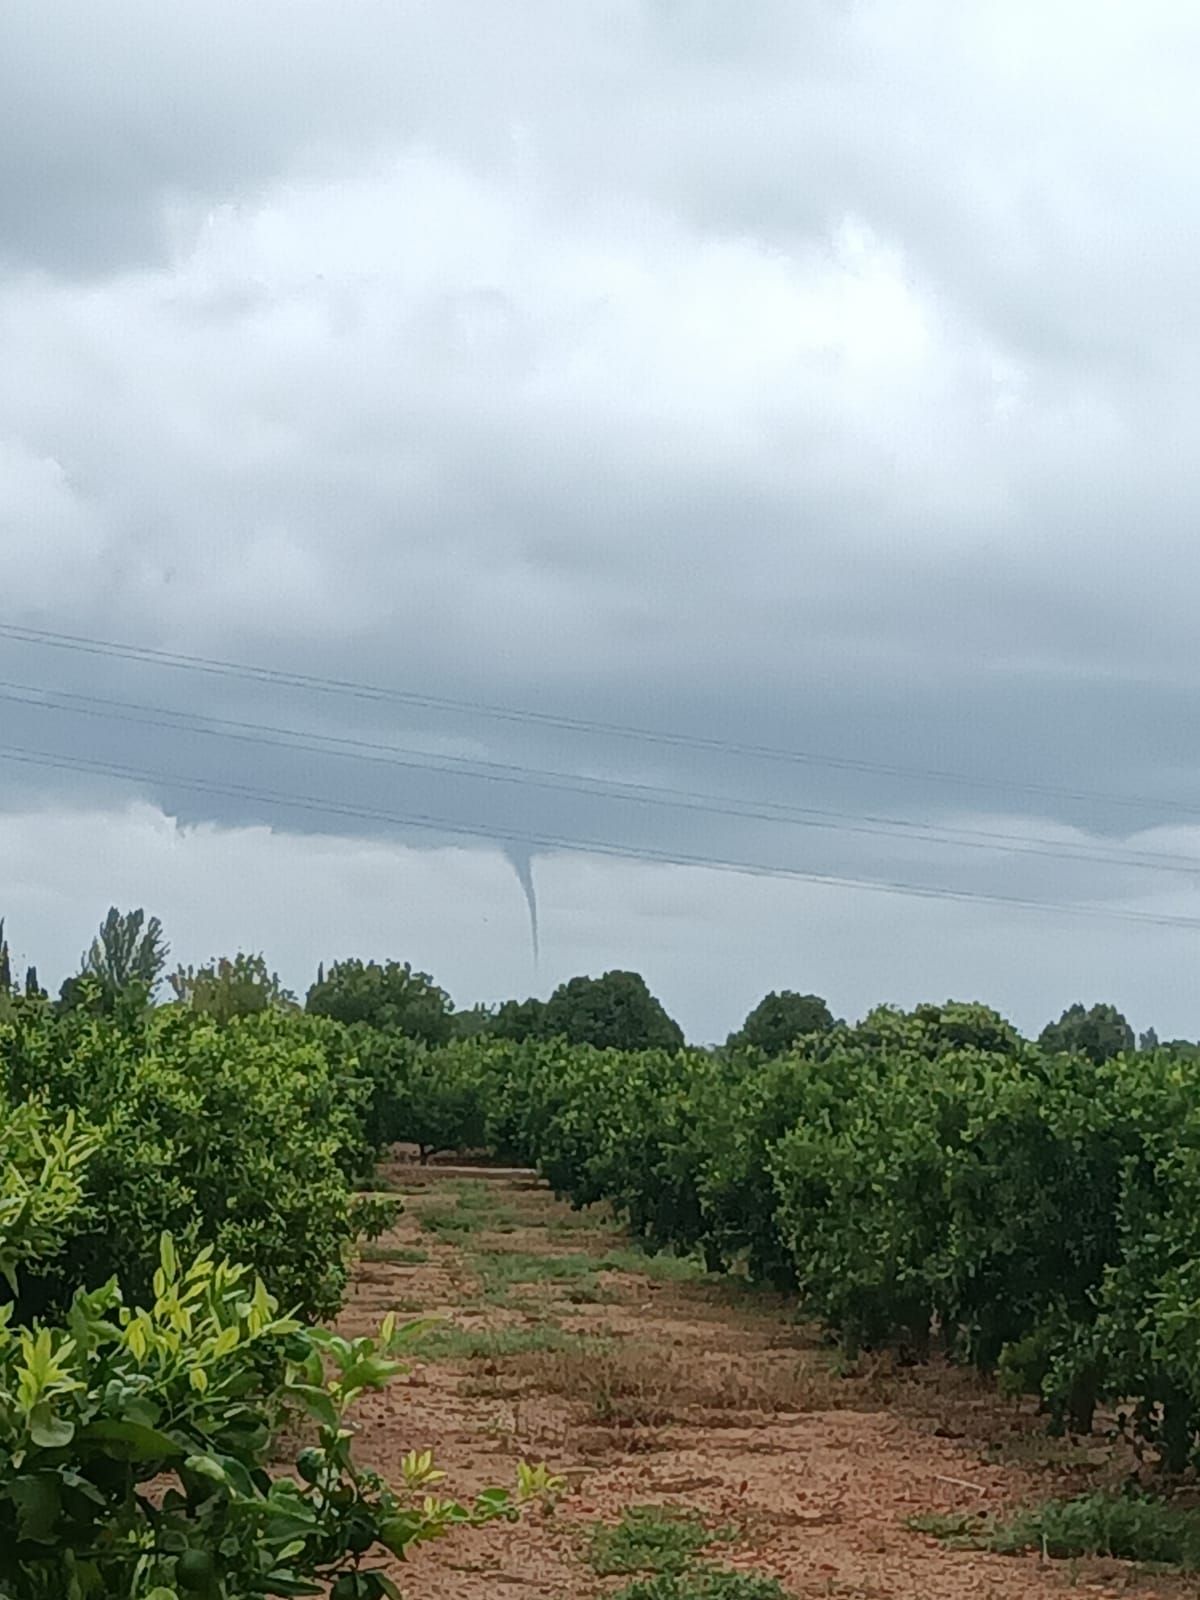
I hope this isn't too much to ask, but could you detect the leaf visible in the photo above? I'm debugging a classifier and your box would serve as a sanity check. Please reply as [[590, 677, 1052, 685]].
[[160, 1233, 178, 1280], [283, 1383, 340, 1429], [378, 1510, 426, 1555], [9, 1473, 62, 1541], [28, 1405, 75, 1450], [77, 1419, 184, 1462]]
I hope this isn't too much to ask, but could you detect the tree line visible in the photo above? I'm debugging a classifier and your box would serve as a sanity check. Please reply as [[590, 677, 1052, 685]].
[[0, 903, 1181, 1063]]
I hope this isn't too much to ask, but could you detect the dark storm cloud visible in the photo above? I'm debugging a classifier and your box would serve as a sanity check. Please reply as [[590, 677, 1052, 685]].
[[4, 1, 1200, 1033]]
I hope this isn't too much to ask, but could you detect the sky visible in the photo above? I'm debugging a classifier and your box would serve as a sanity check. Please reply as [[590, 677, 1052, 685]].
[[3, 0, 1200, 1042]]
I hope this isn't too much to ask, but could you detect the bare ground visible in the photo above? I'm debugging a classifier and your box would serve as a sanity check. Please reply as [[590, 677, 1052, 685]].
[[338, 1159, 1187, 1600]]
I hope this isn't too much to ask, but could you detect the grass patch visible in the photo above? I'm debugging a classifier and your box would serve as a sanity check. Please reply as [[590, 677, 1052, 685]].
[[412, 1179, 521, 1237], [469, 1249, 602, 1297], [590, 1504, 784, 1600], [416, 1209, 486, 1238], [405, 1320, 594, 1362], [612, 1572, 789, 1600], [598, 1247, 712, 1284], [590, 1505, 719, 1576], [360, 1243, 429, 1265], [911, 1493, 1200, 1570]]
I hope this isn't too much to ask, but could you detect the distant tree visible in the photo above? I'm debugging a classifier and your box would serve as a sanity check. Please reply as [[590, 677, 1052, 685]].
[[168, 952, 298, 1022], [541, 970, 684, 1052], [488, 996, 549, 1043], [0, 919, 11, 996], [305, 958, 453, 1045], [1139, 1026, 1160, 1052], [450, 1002, 498, 1040], [59, 907, 168, 1013], [851, 1001, 1023, 1057], [23, 965, 41, 1000], [727, 990, 834, 1056], [1039, 1002, 1134, 1065]]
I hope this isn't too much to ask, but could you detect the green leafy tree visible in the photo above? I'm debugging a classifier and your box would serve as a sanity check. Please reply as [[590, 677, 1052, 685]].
[[169, 951, 298, 1021], [1039, 1002, 1135, 1065], [59, 905, 169, 1013], [542, 970, 684, 1052], [726, 990, 833, 1055], [489, 996, 550, 1042], [0, 918, 11, 996], [451, 1001, 499, 1039], [306, 958, 453, 1045]]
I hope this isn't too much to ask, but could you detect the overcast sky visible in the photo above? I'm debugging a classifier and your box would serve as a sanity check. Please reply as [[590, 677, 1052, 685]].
[[3, 1, 1200, 1041]]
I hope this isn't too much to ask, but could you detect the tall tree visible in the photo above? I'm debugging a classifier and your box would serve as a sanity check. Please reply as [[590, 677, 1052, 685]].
[[541, 970, 684, 1052], [0, 920, 11, 996], [1039, 1002, 1134, 1066], [305, 959, 453, 1045], [168, 953, 297, 1022], [727, 990, 834, 1056], [59, 907, 168, 1013]]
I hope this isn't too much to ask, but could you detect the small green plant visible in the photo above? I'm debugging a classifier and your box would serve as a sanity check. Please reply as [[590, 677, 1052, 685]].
[[361, 1244, 429, 1265], [613, 1571, 790, 1600], [405, 1321, 591, 1362], [0, 1233, 548, 1597], [589, 1506, 718, 1576], [597, 1247, 712, 1284], [911, 1493, 1200, 1570]]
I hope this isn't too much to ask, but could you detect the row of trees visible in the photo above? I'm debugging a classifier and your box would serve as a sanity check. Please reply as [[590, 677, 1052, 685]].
[[0, 907, 1178, 1061], [362, 1008, 1200, 1471], [0, 924, 545, 1594]]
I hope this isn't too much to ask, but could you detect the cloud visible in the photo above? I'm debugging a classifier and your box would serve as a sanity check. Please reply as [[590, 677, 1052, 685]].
[[2, 800, 1197, 1042], [2, 2, 1200, 1030]]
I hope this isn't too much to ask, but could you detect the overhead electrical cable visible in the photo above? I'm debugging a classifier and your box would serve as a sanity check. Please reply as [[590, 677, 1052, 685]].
[[0, 740, 1198, 931], [1, 620, 1196, 818], [0, 679, 1199, 881]]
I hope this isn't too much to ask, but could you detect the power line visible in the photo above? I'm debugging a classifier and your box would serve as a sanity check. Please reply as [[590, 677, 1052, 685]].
[[0, 619, 1193, 818], [0, 739, 1197, 931], [2, 678, 1200, 882]]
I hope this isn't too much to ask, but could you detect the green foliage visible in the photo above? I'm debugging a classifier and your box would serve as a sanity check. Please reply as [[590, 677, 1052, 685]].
[[1039, 1001, 1135, 1065], [355, 1033, 490, 1159], [543, 971, 685, 1052], [0, 1232, 533, 1598], [488, 996, 548, 1042], [450, 1002, 498, 1039], [0, 920, 11, 997], [0, 1104, 96, 1294], [59, 906, 169, 1014], [914, 1492, 1200, 1569], [591, 1504, 785, 1600], [612, 1572, 790, 1600], [1, 1007, 378, 1320], [590, 1506, 717, 1575], [306, 960, 453, 1045], [167, 952, 298, 1021], [725, 991, 832, 1056]]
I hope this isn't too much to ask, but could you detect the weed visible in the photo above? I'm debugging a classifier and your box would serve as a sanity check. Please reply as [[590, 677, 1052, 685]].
[[406, 1321, 593, 1362], [469, 1249, 601, 1297], [360, 1244, 429, 1265], [414, 1209, 478, 1238], [598, 1247, 712, 1284], [612, 1571, 790, 1600], [911, 1493, 1200, 1570], [589, 1506, 718, 1576]]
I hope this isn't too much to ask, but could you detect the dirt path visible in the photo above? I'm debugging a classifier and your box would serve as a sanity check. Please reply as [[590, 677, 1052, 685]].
[[339, 1160, 1182, 1599]]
